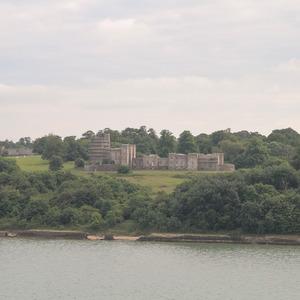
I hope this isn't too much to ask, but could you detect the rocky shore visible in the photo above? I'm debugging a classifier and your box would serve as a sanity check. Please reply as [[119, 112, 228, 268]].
[[0, 230, 88, 239], [136, 233, 300, 245]]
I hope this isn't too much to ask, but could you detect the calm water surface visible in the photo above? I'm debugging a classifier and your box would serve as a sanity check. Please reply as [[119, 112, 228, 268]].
[[1, 239, 300, 299]]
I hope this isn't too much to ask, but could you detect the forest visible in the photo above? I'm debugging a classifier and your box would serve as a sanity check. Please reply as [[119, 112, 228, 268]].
[[1, 126, 300, 235]]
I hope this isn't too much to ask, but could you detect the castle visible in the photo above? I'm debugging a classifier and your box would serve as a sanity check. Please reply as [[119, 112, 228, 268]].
[[85, 134, 235, 172]]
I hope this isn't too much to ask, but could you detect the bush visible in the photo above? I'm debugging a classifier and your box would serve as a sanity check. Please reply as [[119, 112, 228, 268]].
[[117, 165, 132, 174], [74, 158, 85, 168], [49, 155, 64, 171], [1, 150, 9, 157]]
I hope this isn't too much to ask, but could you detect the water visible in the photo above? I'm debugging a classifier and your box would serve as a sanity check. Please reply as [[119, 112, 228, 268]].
[[1, 239, 300, 300]]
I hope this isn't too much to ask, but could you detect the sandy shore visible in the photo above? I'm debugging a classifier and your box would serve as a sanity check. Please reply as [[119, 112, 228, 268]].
[[2, 231, 300, 245], [87, 235, 140, 241]]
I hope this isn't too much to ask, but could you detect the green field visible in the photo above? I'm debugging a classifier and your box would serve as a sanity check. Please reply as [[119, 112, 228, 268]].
[[14, 155, 209, 193], [112, 170, 197, 193], [15, 155, 75, 172]]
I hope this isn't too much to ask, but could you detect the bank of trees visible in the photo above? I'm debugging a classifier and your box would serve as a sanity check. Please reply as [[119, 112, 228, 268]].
[[1, 126, 300, 234], [1, 156, 300, 235], [0, 158, 151, 230], [132, 164, 300, 234], [2, 126, 300, 171]]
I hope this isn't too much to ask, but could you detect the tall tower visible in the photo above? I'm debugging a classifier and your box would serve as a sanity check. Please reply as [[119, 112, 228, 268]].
[[89, 133, 110, 163]]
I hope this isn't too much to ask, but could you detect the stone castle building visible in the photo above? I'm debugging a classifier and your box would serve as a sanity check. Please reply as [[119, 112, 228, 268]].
[[0, 146, 35, 157], [85, 134, 136, 171], [85, 134, 235, 172]]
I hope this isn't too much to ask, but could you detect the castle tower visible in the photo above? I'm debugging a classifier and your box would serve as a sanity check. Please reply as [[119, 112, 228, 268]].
[[89, 133, 111, 164]]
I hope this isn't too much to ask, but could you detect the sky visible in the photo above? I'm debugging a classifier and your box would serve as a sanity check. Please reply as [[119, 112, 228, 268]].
[[0, 0, 300, 141]]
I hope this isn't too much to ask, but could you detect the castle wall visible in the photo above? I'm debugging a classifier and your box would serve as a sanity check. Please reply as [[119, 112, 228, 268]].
[[219, 164, 235, 171], [88, 134, 234, 172], [109, 148, 122, 164], [187, 153, 199, 171], [85, 164, 119, 172], [168, 153, 188, 170], [132, 157, 144, 169]]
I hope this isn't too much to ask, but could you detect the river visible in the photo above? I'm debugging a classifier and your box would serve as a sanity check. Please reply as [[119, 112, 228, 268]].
[[1, 239, 300, 299]]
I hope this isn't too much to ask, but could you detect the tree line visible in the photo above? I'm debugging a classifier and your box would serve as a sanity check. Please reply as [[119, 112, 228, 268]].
[[1, 157, 300, 235], [2, 126, 300, 170], [0, 158, 151, 231]]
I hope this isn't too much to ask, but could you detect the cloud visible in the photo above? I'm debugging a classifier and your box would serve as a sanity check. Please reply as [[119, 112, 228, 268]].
[[0, 1, 300, 139], [97, 18, 151, 41], [1, 70, 300, 140], [273, 59, 300, 73]]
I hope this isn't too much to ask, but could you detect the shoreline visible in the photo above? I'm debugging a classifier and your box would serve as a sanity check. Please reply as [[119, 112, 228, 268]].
[[2, 230, 300, 245]]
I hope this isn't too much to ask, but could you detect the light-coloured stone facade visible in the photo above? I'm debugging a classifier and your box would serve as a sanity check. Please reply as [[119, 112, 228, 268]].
[[0, 146, 35, 156], [132, 152, 234, 171], [87, 134, 235, 171], [88, 133, 136, 166]]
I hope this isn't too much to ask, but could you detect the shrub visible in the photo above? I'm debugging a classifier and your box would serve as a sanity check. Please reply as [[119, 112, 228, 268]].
[[74, 158, 85, 168], [49, 155, 64, 171], [117, 165, 132, 174]]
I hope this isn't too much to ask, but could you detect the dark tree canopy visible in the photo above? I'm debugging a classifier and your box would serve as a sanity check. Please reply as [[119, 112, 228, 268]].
[[158, 130, 176, 158], [177, 130, 198, 154]]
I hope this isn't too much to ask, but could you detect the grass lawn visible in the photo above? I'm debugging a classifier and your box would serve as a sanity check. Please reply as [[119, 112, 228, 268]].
[[14, 155, 211, 194], [15, 155, 75, 172], [108, 169, 204, 194]]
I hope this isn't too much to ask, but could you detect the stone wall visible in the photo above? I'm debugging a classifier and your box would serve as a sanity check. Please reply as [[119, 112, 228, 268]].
[[87, 134, 234, 172], [85, 164, 119, 172], [1, 148, 35, 156], [219, 164, 235, 171]]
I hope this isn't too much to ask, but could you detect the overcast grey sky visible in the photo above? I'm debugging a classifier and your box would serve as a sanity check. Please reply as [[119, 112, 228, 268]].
[[1, 0, 300, 141]]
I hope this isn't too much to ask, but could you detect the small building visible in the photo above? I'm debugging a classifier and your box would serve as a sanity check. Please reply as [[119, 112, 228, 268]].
[[0, 147, 35, 156]]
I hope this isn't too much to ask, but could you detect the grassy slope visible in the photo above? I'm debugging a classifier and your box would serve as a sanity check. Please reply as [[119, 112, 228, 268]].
[[112, 170, 194, 194], [15, 155, 204, 194], [15, 155, 75, 172]]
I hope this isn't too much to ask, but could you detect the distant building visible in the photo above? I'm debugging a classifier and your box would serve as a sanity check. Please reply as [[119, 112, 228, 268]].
[[132, 153, 234, 171], [0, 146, 35, 157], [85, 134, 235, 172], [85, 133, 136, 171]]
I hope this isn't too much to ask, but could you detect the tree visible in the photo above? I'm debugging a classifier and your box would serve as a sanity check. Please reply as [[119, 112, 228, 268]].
[[81, 130, 95, 140], [195, 133, 212, 154], [241, 137, 270, 168], [49, 155, 64, 171], [63, 136, 88, 161], [33, 136, 47, 154], [0, 157, 20, 173], [291, 146, 300, 170], [75, 158, 85, 168], [177, 131, 198, 154], [158, 130, 176, 157], [42, 135, 66, 160], [218, 140, 245, 163], [211, 129, 236, 146], [268, 128, 300, 147]]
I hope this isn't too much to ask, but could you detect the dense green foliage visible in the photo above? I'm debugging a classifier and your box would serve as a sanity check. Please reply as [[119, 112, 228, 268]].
[[0, 158, 151, 231], [1, 156, 300, 235], [133, 164, 300, 234], [2, 126, 300, 171], [117, 165, 132, 174], [2, 126, 300, 235]]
